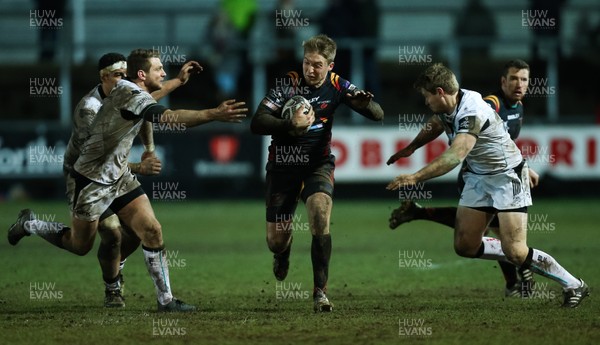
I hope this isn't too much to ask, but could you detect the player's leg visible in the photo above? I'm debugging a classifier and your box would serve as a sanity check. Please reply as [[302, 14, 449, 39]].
[[487, 217, 534, 297], [496, 211, 589, 308], [97, 212, 126, 307], [113, 186, 195, 312], [8, 209, 98, 255], [389, 201, 456, 229], [8, 172, 105, 255], [454, 206, 496, 258], [265, 170, 302, 281], [389, 163, 466, 229], [60, 173, 115, 255], [303, 161, 335, 312], [454, 170, 518, 261], [117, 222, 142, 290]]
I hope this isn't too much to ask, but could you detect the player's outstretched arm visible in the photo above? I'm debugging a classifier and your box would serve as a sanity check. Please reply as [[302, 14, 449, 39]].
[[159, 99, 247, 127], [250, 105, 314, 135], [345, 90, 384, 121], [150, 61, 203, 101], [386, 116, 444, 165], [386, 133, 474, 190]]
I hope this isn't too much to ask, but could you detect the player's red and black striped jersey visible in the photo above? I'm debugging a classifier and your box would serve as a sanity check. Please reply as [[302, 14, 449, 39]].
[[258, 70, 357, 170], [483, 90, 523, 140]]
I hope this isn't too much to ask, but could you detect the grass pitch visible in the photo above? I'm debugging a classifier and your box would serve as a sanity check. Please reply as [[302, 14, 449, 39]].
[[1, 198, 599, 345]]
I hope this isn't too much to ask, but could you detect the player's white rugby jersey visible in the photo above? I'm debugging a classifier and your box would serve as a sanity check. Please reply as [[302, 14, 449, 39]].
[[63, 85, 103, 173], [74, 79, 158, 184], [436, 89, 522, 174]]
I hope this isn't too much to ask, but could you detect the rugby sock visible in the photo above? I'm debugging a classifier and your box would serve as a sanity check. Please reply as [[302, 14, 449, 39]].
[[475, 237, 508, 261], [119, 259, 127, 271], [104, 275, 121, 291], [498, 261, 519, 288], [311, 234, 331, 293], [24, 220, 67, 248], [416, 207, 456, 228], [143, 246, 173, 305], [521, 247, 581, 289]]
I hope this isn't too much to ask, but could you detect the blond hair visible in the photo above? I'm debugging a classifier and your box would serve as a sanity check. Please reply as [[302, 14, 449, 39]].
[[413, 63, 459, 94], [302, 34, 337, 63]]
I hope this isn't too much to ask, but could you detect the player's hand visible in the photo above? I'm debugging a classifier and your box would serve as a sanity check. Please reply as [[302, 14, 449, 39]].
[[346, 89, 374, 109], [138, 156, 162, 176], [386, 174, 417, 191], [290, 104, 315, 133], [528, 167, 539, 188], [177, 61, 203, 85], [212, 99, 248, 123], [386, 146, 415, 165], [141, 150, 156, 161]]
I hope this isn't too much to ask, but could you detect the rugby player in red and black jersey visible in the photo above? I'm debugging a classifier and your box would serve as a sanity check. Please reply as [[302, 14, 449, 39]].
[[251, 34, 384, 312], [387, 59, 542, 298]]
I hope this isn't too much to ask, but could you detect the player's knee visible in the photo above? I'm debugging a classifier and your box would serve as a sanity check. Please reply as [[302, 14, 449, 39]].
[[267, 234, 289, 254], [72, 241, 94, 256], [502, 244, 528, 266], [454, 241, 478, 258], [98, 219, 122, 246]]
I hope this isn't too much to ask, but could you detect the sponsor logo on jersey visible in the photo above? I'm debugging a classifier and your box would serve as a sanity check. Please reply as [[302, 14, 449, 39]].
[[458, 116, 475, 131], [307, 96, 320, 104]]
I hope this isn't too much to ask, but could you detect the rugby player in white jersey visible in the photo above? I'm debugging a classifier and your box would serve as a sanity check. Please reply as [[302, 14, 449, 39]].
[[8, 48, 247, 312], [387, 59, 538, 298], [61, 52, 202, 307], [386, 63, 588, 308]]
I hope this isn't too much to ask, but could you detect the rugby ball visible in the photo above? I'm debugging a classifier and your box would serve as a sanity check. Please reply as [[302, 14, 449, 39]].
[[281, 95, 312, 136]]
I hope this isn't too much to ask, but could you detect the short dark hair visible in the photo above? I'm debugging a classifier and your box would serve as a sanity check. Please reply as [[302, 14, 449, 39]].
[[502, 59, 530, 77], [97, 52, 126, 71], [127, 49, 160, 79]]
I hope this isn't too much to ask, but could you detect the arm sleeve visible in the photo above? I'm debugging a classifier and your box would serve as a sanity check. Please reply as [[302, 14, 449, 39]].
[[455, 112, 485, 138], [336, 74, 358, 106], [141, 104, 168, 122], [121, 89, 158, 119], [257, 87, 286, 116]]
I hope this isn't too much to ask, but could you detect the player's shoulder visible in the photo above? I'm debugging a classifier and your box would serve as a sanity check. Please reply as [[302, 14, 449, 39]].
[[326, 72, 355, 93], [456, 89, 495, 123], [460, 89, 488, 111], [112, 79, 144, 95], [483, 90, 502, 113], [77, 85, 102, 112]]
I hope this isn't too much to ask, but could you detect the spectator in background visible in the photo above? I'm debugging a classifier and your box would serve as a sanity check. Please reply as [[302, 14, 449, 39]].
[[321, 0, 381, 101], [36, 0, 66, 62], [352, 0, 381, 99], [529, 0, 565, 62], [268, 0, 299, 79], [320, 0, 354, 80], [454, 0, 497, 58], [204, 0, 257, 99]]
